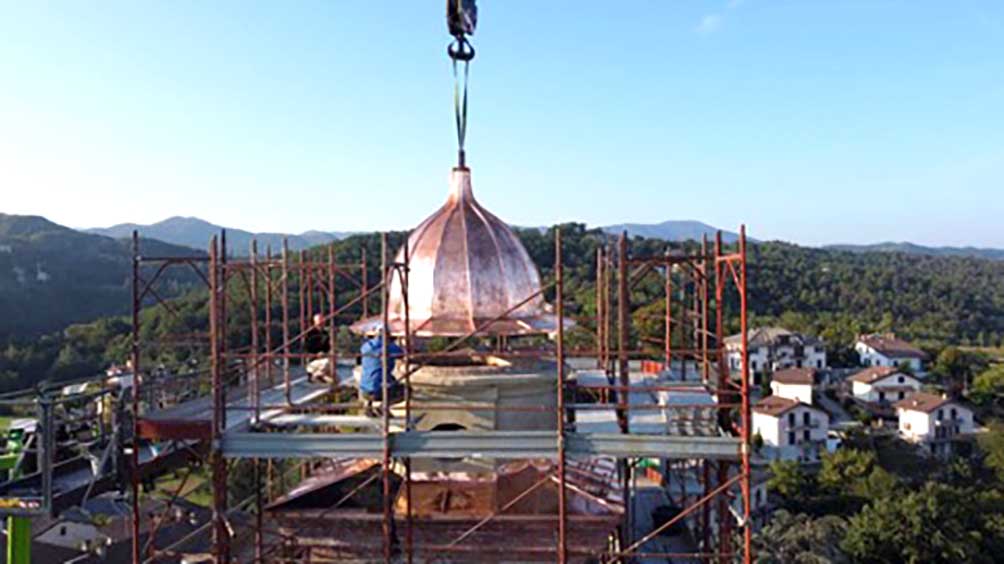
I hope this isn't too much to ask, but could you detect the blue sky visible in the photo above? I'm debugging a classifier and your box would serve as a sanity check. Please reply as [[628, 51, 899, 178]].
[[2, 1, 1002, 246]]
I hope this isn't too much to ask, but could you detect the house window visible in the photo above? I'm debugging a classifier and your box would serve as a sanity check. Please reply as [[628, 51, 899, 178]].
[[937, 409, 944, 421], [878, 391, 886, 402], [898, 391, 905, 400], [751, 360, 758, 371], [803, 429, 810, 442], [788, 413, 795, 426], [788, 431, 795, 445], [796, 360, 803, 368], [803, 412, 810, 425], [950, 408, 957, 420], [755, 489, 762, 507], [817, 359, 823, 368], [898, 376, 904, 384]]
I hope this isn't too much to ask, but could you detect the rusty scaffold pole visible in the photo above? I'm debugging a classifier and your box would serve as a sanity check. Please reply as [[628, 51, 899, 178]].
[[282, 239, 292, 405], [616, 232, 630, 432], [664, 252, 672, 371], [555, 228, 568, 564], [209, 233, 231, 563], [130, 231, 142, 564], [249, 240, 260, 424], [616, 231, 632, 549], [380, 232, 393, 564], [328, 243, 338, 389], [595, 247, 604, 371], [713, 230, 731, 563], [402, 236, 415, 564], [298, 250, 307, 338], [250, 240, 264, 563], [739, 226, 752, 563], [701, 234, 711, 383], [265, 245, 274, 390]]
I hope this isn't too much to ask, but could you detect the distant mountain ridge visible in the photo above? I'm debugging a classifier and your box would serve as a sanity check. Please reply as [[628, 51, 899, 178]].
[[90, 217, 744, 252], [86, 217, 1004, 261], [825, 242, 1004, 261], [601, 220, 743, 244], [85, 216, 354, 255], [0, 214, 202, 338]]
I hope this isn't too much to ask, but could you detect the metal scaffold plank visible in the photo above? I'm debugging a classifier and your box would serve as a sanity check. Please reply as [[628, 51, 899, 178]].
[[221, 431, 741, 460], [567, 433, 739, 459]]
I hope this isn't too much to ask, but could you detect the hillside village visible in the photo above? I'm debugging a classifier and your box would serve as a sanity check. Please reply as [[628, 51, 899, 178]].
[[3, 2, 1004, 562], [736, 327, 1004, 560], [1, 217, 1003, 557]]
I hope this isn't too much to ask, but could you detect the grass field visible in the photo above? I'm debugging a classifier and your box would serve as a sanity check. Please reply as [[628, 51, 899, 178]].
[[154, 469, 212, 506]]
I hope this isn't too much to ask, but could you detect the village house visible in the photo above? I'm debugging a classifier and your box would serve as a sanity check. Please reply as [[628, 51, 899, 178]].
[[752, 395, 829, 462], [896, 392, 975, 457], [769, 367, 816, 405], [848, 366, 921, 404], [725, 327, 827, 385], [855, 333, 928, 373]]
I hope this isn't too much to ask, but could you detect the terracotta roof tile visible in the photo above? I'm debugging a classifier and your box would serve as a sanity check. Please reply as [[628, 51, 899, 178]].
[[771, 368, 815, 385], [848, 366, 900, 384], [894, 391, 955, 413], [858, 334, 928, 360], [753, 395, 800, 417]]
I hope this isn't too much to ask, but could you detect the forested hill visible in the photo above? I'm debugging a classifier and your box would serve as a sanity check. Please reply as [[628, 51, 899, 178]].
[[0, 214, 204, 339], [745, 242, 1004, 348], [2, 221, 1004, 392], [515, 226, 1004, 349]]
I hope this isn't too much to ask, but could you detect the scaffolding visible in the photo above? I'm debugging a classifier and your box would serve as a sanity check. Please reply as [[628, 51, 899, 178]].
[[127, 226, 752, 563]]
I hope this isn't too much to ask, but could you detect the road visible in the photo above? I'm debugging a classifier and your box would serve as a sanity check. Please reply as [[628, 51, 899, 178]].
[[816, 389, 851, 424]]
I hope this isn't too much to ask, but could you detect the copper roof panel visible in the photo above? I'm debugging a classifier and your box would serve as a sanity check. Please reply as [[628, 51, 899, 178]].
[[353, 167, 564, 337]]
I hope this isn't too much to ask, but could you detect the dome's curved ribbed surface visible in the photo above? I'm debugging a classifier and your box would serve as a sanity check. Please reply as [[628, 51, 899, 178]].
[[352, 167, 559, 337]]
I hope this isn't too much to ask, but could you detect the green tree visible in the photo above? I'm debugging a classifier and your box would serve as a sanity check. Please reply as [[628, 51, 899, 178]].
[[818, 449, 877, 493], [752, 510, 848, 564], [842, 483, 1004, 564], [934, 347, 990, 391], [767, 459, 809, 504], [977, 421, 1004, 483], [972, 364, 1004, 409]]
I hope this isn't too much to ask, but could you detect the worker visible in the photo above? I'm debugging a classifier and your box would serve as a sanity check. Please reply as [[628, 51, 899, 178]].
[[304, 313, 330, 355], [359, 327, 405, 410], [304, 314, 333, 383]]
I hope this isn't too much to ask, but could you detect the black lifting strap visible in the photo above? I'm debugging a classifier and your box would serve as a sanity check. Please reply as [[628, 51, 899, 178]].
[[452, 56, 470, 167]]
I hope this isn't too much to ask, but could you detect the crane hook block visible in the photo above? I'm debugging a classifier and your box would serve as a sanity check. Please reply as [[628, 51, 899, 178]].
[[447, 0, 477, 38]]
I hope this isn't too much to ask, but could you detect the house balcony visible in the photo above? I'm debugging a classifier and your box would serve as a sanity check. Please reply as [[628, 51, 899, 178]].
[[931, 419, 965, 441], [789, 419, 823, 430]]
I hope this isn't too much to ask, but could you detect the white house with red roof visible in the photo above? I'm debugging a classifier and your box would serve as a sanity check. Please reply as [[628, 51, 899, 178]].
[[752, 395, 829, 462], [895, 392, 975, 457], [725, 327, 827, 386], [769, 368, 815, 405], [848, 366, 921, 404], [855, 333, 928, 373]]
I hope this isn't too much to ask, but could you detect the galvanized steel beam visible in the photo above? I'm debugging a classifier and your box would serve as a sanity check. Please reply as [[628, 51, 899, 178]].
[[221, 431, 740, 460]]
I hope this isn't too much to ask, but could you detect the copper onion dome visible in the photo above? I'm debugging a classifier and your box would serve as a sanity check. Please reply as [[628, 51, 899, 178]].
[[351, 167, 562, 337]]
